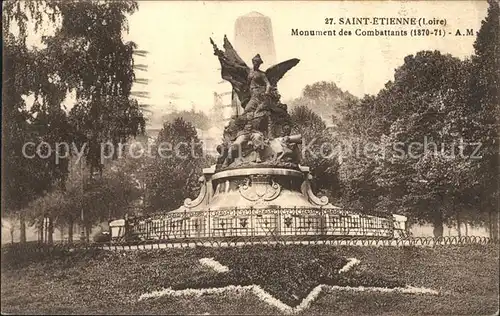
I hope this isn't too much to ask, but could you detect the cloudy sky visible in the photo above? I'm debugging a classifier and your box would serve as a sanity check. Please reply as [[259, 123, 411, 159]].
[[121, 0, 488, 124]]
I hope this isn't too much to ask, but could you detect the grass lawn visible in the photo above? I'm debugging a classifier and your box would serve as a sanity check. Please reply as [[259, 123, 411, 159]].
[[1, 244, 498, 315]]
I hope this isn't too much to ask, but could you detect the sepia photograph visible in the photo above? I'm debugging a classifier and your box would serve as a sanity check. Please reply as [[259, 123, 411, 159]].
[[1, 0, 499, 314]]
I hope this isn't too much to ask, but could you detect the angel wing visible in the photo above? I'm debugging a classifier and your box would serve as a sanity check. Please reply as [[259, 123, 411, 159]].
[[210, 36, 251, 108], [222, 35, 248, 69], [265, 58, 300, 86]]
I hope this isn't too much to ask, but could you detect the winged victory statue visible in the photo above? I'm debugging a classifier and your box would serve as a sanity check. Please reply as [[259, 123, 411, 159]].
[[210, 35, 302, 170]]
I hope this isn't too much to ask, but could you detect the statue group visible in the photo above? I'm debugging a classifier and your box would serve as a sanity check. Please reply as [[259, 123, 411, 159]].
[[210, 36, 302, 170], [120, 34, 400, 244]]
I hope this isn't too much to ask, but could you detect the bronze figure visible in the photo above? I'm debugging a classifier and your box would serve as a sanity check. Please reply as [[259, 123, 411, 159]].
[[210, 35, 302, 170]]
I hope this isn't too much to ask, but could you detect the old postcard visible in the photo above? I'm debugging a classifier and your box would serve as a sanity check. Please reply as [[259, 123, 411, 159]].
[[2, 0, 499, 315]]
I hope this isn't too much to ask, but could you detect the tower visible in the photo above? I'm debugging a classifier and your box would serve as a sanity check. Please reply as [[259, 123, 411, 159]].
[[234, 11, 277, 67]]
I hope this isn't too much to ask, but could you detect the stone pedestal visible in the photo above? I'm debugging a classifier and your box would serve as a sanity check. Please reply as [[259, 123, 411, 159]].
[[172, 165, 335, 213], [131, 168, 398, 240]]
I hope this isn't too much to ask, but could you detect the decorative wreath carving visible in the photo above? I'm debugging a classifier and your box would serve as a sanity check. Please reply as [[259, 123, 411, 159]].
[[238, 175, 282, 203]]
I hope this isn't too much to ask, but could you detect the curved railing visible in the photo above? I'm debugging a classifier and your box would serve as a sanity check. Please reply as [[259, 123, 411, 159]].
[[124, 207, 398, 242], [2, 236, 497, 257], [102, 235, 497, 248]]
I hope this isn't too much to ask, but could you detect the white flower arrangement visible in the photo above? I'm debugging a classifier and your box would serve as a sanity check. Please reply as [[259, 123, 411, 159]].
[[138, 284, 317, 314], [199, 257, 230, 273], [339, 258, 361, 273], [325, 285, 439, 295], [138, 258, 439, 314], [139, 284, 438, 314]]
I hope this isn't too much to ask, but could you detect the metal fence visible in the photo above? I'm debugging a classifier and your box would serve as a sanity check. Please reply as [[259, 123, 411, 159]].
[[2, 236, 497, 258], [126, 207, 397, 241]]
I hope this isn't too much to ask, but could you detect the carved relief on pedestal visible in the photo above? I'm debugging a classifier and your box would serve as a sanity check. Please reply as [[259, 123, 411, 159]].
[[238, 174, 282, 204], [184, 176, 208, 209], [300, 173, 330, 207]]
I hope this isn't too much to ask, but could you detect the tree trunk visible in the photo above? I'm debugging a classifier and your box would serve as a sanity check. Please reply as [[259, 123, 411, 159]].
[[432, 211, 444, 237], [456, 212, 461, 237], [68, 218, 74, 243], [40, 220, 44, 243], [48, 217, 54, 245], [465, 221, 469, 236], [85, 224, 91, 243], [19, 215, 26, 243], [44, 218, 48, 243], [10, 229, 14, 244], [489, 209, 499, 241]]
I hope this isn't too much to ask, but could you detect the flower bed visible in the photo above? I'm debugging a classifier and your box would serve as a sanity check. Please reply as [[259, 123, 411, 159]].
[[140, 251, 435, 313], [167, 245, 405, 307], [2, 244, 498, 315]]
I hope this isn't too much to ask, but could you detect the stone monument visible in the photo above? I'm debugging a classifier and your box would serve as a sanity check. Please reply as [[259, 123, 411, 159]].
[[135, 36, 395, 240], [174, 36, 334, 211]]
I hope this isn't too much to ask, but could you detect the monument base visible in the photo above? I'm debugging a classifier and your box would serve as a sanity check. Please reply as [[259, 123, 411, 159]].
[[173, 165, 333, 212], [125, 166, 400, 240]]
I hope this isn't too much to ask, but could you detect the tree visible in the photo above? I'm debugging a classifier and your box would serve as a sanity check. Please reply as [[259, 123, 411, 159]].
[[285, 6, 498, 238], [104, 146, 151, 215], [288, 82, 363, 204], [2, 0, 145, 241], [325, 49, 483, 234], [26, 157, 142, 243], [466, 0, 500, 240], [3, 0, 145, 175], [41, 0, 145, 174], [162, 109, 212, 131], [329, 96, 387, 211], [146, 118, 214, 213], [372, 51, 476, 236], [290, 106, 340, 201], [80, 170, 141, 237], [2, 33, 67, 242], [289, 81, 358, 124]]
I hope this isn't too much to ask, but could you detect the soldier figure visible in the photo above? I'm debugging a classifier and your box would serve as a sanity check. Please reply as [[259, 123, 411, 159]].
[[245, 54, 272, 117]]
